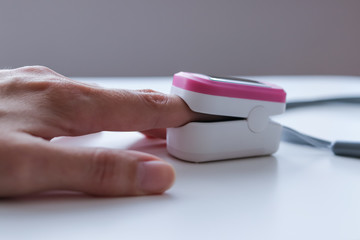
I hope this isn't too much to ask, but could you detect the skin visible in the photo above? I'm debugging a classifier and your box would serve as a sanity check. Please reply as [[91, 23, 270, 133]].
[[0, 66, 222, 198]]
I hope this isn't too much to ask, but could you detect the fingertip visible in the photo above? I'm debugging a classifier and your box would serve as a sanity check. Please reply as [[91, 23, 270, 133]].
[[137, 160, 176, 194]]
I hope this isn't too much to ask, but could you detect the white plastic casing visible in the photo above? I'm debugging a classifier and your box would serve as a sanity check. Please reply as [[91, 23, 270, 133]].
[[166, 72, 286, 162]]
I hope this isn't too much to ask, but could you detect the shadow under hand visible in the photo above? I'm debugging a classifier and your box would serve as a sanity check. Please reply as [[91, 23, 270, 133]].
[[0, 189, 175, 219]]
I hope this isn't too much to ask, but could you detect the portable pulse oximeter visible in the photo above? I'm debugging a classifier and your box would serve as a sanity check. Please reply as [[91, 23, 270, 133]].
[[167, 72, 287, 162]]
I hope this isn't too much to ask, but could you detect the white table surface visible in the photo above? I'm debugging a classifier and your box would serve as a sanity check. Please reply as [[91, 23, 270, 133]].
[[1, 75, 360, 240]]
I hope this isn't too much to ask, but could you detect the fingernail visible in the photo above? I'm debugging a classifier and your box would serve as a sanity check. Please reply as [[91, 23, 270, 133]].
[[137, 161, 175, 194]]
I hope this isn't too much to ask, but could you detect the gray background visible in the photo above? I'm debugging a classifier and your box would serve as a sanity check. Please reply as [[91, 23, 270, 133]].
[[1, 0, 359, 77]]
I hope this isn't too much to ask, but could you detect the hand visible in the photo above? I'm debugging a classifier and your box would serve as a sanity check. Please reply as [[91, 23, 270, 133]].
[[0, 66, 201, 197]]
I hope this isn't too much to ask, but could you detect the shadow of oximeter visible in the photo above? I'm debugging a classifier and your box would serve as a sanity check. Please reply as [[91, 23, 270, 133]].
[[167, 72, 287, 163]]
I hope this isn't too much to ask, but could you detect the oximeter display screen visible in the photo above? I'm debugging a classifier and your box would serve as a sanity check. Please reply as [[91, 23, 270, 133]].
[[209, 76, 269, 88]]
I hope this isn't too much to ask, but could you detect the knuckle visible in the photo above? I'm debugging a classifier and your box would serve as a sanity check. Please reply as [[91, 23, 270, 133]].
[[137, 90, 170, 128], [89, 149, 121, 194], [3, 67, 63, 93], [26, 78, 60, 92], [20, 65, 52, 74], [139, 90, 169, 108], [0, 76, 26, 95], [138, 89, 157, 94], [2, 76, 55, 94], [88, 149, 137, 196], [5, 76, 27, 89]]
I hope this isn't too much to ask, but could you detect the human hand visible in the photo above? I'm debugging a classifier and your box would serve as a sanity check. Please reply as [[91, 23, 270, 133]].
[[0, 66, 204, 197]]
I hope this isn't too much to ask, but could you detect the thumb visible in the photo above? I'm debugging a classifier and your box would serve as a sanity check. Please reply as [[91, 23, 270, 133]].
[[7, 140, 175, 197]]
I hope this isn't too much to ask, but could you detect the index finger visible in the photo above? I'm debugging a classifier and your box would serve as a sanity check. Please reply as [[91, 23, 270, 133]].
[[98, 89, 195, 131], [48, 86, 199, 137]]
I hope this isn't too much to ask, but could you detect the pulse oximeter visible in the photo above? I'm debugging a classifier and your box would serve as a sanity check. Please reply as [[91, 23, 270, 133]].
[[167, 72, 287, 162]]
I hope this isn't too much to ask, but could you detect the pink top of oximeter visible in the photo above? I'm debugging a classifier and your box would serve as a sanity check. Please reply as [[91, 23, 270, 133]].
[[172, 72, 286, 103]]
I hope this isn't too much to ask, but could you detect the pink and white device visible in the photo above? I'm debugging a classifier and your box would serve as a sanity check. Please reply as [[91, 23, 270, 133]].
[[167, 72, 287, 162]]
